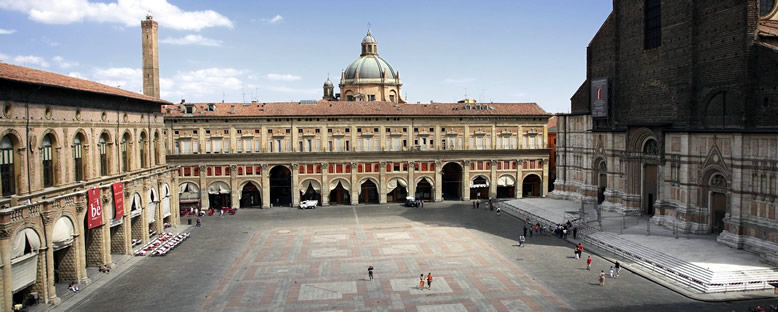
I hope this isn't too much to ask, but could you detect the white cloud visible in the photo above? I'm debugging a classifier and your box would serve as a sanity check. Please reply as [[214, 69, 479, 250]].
[[11, 55, 49, 68], [260, 14, 283, 24], [162, 67, 244, 99], [93, 67, 142, 91], [0, 28, 15, 34], [53, 55, 77, 68], [160, 34, 222, 47], [266, 73, 301, 81], [67, 72, 85, 79], [0, 0, 233, 31], [443, 78, 475, 84]]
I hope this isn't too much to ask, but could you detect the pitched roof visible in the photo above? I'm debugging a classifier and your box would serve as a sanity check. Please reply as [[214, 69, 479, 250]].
[[0, 62, 169, 104], [163, 101, 550, 118]]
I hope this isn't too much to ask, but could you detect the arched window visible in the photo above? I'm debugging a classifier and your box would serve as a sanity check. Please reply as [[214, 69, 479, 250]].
[[121, 133, 130, 172], [139, 132, 147, 169], [762, 0, 776, 17], [42, 134, 55, 187], [153, 132, 159, 166], [99, 133, 109, 176], [73, 134, 84, 182], [643, 139, 658, 156], [1, 135, 16, 196]]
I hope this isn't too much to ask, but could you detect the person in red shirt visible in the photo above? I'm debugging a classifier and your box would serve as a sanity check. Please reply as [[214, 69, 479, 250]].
[[427, 273, 433, 289], [587, 256, 592, 270], [576, 243, 583, 259]]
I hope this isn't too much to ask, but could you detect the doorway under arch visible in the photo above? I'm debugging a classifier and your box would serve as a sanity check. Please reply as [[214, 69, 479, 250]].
[[441, 163, 462, 200], [469, 175, 489, 199], [415, 177, 433, 201], [300, 179, 322, 204], [269, 166, 292, 207], [596, 160, 607, 204], [359, 179, 379, 204], [522, 174, 541, 197], [496, 175, 516, 198], [329, 179, 350, 205], [240, 182, 261, 208], [386, 177, 408, 203]]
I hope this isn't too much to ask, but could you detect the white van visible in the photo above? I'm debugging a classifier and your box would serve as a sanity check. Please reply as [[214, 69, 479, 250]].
[[299, 200, 318, 209]]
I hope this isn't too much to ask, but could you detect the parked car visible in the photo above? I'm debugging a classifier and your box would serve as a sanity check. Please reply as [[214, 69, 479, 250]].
[[405, 196, 418, 207], [299, 200, 318, 209]]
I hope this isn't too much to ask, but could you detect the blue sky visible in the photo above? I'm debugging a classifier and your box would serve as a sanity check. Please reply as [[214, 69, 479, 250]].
[[0, 0, 612, 113]]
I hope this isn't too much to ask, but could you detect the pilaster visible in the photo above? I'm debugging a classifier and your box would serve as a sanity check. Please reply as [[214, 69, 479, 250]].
[[292, 164, 300, 206], [261, 164, 270, 208], [379, 162, 387, 204], [350, 163, 358, 205], [463, 161, 471, 201], [321, 163, 329, 206], [230, 165, 239, 209], [435, 161, 442, 202]]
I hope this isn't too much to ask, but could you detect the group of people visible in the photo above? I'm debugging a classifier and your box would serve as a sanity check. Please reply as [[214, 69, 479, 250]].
[[367, 267, 434, 290], [98, 264, 111, 273], [68, 282, 79, 293]]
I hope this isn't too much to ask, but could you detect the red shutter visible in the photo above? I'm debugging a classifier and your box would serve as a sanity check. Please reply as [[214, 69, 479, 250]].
[[238, 167, 243, 175], [225, 167, 230, 176], [207, 167, 212, 176], [421, 163, 428, 171], [307, 165, 313, 174], [386, 163, 391, 172], [346, 165, 351, 173], [194, 167, 200, 176], [316, 165, 321, 173], [374, 163, 379, 172], [215, 167, 222, 176]]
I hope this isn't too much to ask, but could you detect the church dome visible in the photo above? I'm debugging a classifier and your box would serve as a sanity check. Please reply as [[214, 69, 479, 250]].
[[323, 77, 333, 87], [362, 30, 377, 43], [344, 56, 396, 80]]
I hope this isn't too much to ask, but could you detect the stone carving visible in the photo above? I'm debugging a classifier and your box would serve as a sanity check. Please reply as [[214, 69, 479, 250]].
[[710, 174, 727, 188], [75, 202, 86, 213], [643, 140, 658, 155], [321, 163, 329, 169], [261, 164, 268, 171], [0, 228, 9, 240]]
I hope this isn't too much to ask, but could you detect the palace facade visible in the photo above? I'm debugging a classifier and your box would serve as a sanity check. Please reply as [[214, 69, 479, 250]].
[[0, 63, 177, 309], [551, 0, 778, 263]]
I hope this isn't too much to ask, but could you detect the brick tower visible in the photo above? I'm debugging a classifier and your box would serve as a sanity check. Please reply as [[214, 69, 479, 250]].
[[141, 15, 160, 98]]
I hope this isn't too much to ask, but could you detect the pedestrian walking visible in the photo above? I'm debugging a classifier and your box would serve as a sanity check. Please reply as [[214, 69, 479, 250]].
[[473, 200, 476, 209], [419, 274, 426, 289], [220, 208, 224, 218], [587, 256, 592, 270], [573, 227, 578, 239], [523, 225, 527, 238], [576, 243, 583, 259], [599, 271, 606, 286], [563, 228, 568, 239], [496, 206, 501, 216], [420, 200, 424, 208], [519, 235, 526, 247], [476, 201, 480, 209], [529, 226, 533, 237], [196, 217, 202, 227], [615, 261, 621, 277], [427, 273, 433, 289], [368, 266, 374, 280], [609, 266, 615, 279]]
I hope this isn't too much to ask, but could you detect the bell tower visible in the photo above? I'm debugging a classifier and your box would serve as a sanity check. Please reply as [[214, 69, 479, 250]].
[[141, 15, 160, 98]]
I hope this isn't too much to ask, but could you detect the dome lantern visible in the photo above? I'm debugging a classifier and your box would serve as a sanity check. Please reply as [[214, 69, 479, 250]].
[[361, 30, 378, 56]]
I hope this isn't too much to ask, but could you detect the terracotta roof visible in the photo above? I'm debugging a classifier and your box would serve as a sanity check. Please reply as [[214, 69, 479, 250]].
[[547, 116, 558, 132], [0, 62, 169, 104], [163, 101, 550, 118]]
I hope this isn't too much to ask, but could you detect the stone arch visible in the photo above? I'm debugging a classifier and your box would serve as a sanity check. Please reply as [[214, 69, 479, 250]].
[[521, 173, 542, 198], [1, 130, 23, 196], [39, 128, 61, 148], [701, 167, 729, 234], [71, 128, 89, 145], [496, 174, 517, 198], [414, 175, 435, 187], [414, 175, 434, 201], [358, 176, 380, 188], [627, 127, 657, 153], [299, 178, 322, 203], [40, 129, 60, 187], [239, 180, 261, 208], [239, 180, 261, 192], [148, 186, 158, 203], [11, 225, 45, 255], [0, 128, 24, 146]]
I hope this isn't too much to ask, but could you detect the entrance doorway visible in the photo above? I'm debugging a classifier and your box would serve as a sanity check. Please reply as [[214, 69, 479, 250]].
[[597, 161, 607, 204], [301, 183, 321, 204], [522, 175, 541, 197], [415, 178, 433, 201], [496, 175, 516, 198], [207, 181, 231, 209], [239, 182, 261, 208], [711, 192, 727, 234], [386, 178, 407, 202], [359, 179, 379, 204], [643, 165, 657, 215], [470, 175, 489, 199], [269, 166, 292, 207], [441, 163, 462, 200], [329, 181, 350, 205]]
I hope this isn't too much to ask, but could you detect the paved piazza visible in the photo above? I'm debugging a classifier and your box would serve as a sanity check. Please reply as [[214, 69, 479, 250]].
[[64, 202, 774, 312]]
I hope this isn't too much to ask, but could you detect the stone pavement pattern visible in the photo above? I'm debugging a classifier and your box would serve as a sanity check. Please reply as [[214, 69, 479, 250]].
[[59, 202, 777, 312], [199, 223, 571, 311]]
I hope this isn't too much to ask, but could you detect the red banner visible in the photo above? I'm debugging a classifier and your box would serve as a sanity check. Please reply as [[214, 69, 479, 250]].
[[87, 187, 104, 229], [112, 182, 124, 219]]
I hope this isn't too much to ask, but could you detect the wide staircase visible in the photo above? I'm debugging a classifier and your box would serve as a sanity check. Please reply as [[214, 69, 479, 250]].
[[499, 201, 778, 294]]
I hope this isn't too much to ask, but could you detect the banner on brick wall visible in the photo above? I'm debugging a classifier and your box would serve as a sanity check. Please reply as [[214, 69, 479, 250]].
[[87, 187, 104, 229], [591, 77, 609, 118], [112, 182, 124, 219]]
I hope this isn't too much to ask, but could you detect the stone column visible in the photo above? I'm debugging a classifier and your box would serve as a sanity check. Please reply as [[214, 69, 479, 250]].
[[463, 161, 471, 201], [435, 161, 443, 202], [542, 159, 549, 197], [75, 196, 89, 282], [199, 165, 209, 210], [408, 161, 416, 198], [1, 228, 12, 312], [516, 159, 523, 199], [321, 163, 329, 206], [292, 164, 300, 207], [379, 162, 387, 204], [101, 188, 112, 266], [230, 165, 239, 209], [350, 163, 358, 205], [261, 164, 270, 208], [490, 160, 498, 199], [42, 210, 58, 304], [171, 172, 180, 225]]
